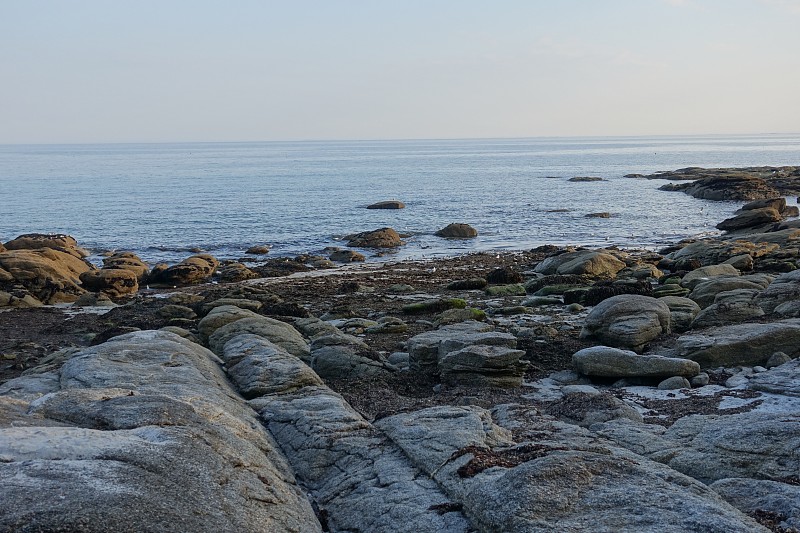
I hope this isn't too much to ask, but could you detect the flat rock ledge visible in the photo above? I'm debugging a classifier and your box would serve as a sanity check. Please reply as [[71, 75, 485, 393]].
[[0, 330, 320, 533]]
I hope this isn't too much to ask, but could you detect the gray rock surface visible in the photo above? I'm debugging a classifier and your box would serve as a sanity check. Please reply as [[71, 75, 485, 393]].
[[597, 411, 800, 485], [0, 330, 321, 533], [406, 320, 509, 372], [439, 345, 528, 387], [657, 376, 691, 390], [224, 340, 472, 533], [690, 297, 765, 328], [580, 294, 671, 352], [676, 319, 800, 367], [711, 478, 800, 530], [659, 296, 701, 332], [757, 268, 800, 313], [573, 346, 700, 378], [748, 357, 800, 396], [688, 278, 765, 308], [665, 411, 800, 483], [377, 405, 765, 532], [208, 315, 311, 360], [680, 264, 740, 290], [221, 335, 324, 398], [197, 304, 260, 342]]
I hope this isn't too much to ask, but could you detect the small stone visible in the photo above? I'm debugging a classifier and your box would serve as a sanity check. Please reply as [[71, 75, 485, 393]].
[[566, 303, 584, 313], [245, 245, 271, 255], [658, 376, 691, 390], [690, 372, 710, 387], [725, 373, 751, 388], [766, 351, 792, 368]]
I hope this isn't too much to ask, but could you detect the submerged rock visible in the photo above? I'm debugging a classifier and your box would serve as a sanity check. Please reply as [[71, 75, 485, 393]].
[[366, 200, 405, 209]]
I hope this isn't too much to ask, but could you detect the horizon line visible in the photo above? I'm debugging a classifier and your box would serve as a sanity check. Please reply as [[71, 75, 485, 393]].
[[1, 131, 799, 148]]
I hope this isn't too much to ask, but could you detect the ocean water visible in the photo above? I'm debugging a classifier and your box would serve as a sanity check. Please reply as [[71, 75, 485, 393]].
[[1, 134, 799, 266]]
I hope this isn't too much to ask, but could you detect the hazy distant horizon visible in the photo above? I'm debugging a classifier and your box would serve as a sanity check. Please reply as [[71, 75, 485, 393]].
[[3, 1, 800, 144], [3, 131, 800, 148]]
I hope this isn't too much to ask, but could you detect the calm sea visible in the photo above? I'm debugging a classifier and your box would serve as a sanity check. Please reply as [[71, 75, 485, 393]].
[[1, 134, 799, 265]]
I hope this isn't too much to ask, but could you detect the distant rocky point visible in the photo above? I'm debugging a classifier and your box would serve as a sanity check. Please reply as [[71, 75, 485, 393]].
[[626, 166, 800, 201]]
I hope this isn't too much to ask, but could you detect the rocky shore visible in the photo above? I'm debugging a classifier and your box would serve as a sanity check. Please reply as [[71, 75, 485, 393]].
[[2, 168, 800, 532]]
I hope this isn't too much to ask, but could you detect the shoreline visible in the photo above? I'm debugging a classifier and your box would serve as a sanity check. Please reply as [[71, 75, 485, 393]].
[[3, 167, 800, 531]]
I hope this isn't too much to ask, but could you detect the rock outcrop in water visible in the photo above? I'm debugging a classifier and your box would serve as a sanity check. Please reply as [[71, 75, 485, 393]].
[[627, 166, 800, 200]]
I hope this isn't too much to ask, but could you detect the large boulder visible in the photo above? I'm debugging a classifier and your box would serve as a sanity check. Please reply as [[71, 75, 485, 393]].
[[217, 262, 259, 283], [690, 291, 765, 328], [79, 268, 139, 299], [534, 250, 626, 278], [226, 343, 472, 533], [716, 207, 782, 232], [0, 248, 93, 303], [573, 346, 700, 378], [102, 252, 150, 282], [664, 411, 800, 483], [149, 254, 219, 286], [3, 233, 89, 258], [307, 329, 393, 379], [580, 294, 671, 352], [595, 409, 800, 486], [436, 223, 478, 238], [0, 331, 322, 532], [347, 227, 403, 248], [676, 319, 800, 367], [407, 321, 514, 372], [438, 345, 528, 387]]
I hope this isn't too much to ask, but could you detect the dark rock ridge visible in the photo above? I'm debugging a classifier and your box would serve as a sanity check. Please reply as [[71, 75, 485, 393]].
[[366, 200, 405, 209], [568, 176, 605, 182], [716, 197, 799, 234], [628, 166, 800, 201]]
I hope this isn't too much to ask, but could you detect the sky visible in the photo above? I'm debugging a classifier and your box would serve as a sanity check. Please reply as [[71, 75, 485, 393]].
[[1, 0, 800, 143]]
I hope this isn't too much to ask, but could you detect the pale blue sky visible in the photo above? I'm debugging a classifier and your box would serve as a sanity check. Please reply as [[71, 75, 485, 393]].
[[2, 0, 799, 143]]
